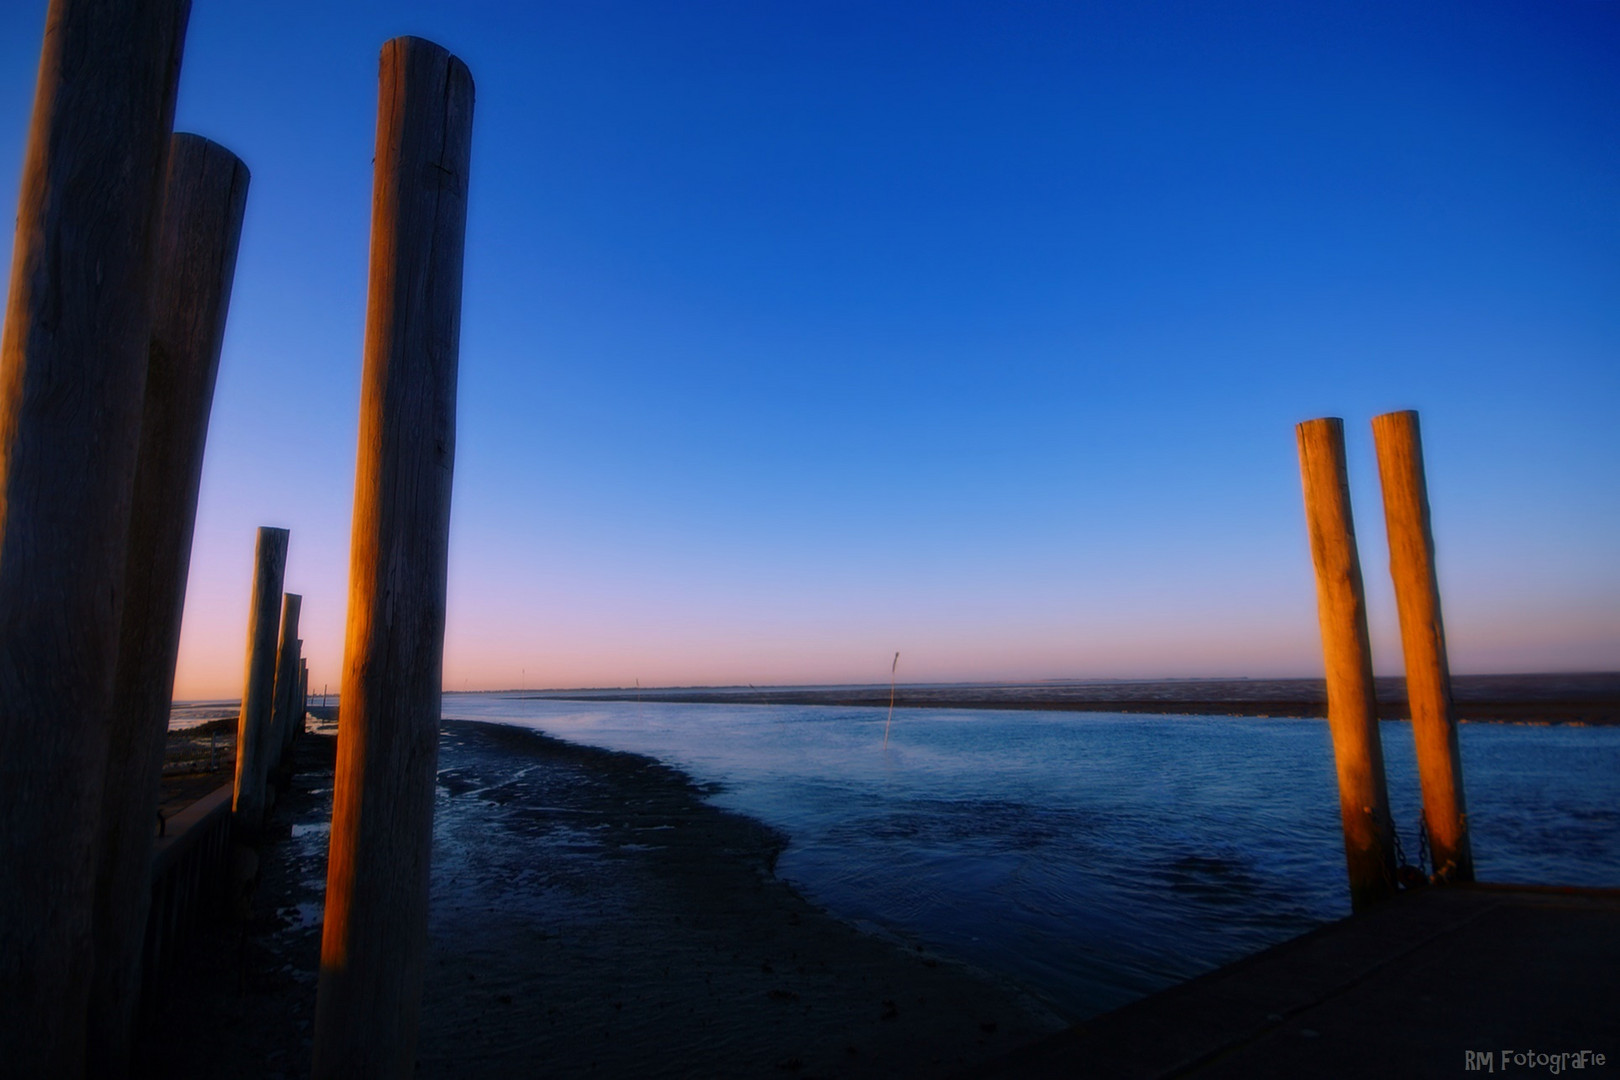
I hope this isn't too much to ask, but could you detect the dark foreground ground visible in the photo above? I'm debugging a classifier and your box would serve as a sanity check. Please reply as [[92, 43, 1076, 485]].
[[535, 672, 1620, 724], [135, 718, 1061, 1079], [968, 883, 1620, 1079]]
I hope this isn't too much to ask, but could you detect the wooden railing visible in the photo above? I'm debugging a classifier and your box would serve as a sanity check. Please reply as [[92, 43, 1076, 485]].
[[141, 783, 233, 995]]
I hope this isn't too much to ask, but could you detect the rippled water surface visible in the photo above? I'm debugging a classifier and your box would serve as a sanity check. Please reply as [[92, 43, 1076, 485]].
[[441, 694, 1620, 1019]]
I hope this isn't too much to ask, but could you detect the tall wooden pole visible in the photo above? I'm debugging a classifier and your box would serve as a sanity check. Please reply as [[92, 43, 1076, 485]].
[[269, 595, 303, 768], [1372, 410, 1473, 883], [314, 37, 474, 1079], [0, 1, 190, 1073], [282, 638, 305, 757], [233, 527, 289, 835], [1297, 418, 1396, 911], [86, 133, 248, 1076]]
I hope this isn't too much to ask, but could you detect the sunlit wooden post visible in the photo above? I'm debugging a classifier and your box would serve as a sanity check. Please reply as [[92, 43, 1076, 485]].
[[313, 37, 474, 1079], [1372, 410, 1473, 883], [269, 595, 303, 767], [1297, 417, 1396, 911], [86, 133, 249, 1075], [234, 528, 289, 834], [0, 1, 190, 1073]]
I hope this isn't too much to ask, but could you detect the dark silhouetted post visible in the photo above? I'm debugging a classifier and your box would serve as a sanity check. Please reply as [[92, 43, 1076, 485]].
[[299, 659, 310, 737], [283, 639, 305, 756], [1372, 410, 1473, 883], [313, 37, 474, 1079], [87, 133, 249, 1075], [1297, 418, 1396, 911], [269, 595, 303, 766], [0, 1, 190, 1073], [234, 528, 289, 834]]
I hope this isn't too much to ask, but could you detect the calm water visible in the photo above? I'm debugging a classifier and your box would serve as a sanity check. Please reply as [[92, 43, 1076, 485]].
[[441, 694, 1620, 1020]]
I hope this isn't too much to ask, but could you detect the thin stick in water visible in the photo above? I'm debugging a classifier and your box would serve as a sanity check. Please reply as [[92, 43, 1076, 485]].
[[883, 652, 900, 749]]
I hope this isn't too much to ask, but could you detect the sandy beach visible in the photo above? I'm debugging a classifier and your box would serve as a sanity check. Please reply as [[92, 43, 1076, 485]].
[[135, 718, 1063, 1078]]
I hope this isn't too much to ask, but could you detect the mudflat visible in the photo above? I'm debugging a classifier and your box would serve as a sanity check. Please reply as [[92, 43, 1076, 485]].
[[136, 719, 1062, 1078]]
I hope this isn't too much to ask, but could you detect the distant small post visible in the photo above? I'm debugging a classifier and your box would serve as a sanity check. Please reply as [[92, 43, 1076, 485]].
[[314, 36, 474, 1079], [282, 639, 304, 756], [1372, 410, 1473, 883], [234, 527, 289, 834], [1297, 417, 1396, 911], [299, 659, 310, 736], [87, 133, 250, 1074], [269, 594, 303, 767]]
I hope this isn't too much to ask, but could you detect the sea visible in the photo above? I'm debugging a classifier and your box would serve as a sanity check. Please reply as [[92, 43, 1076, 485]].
[[438, 695, 1619, 1020]]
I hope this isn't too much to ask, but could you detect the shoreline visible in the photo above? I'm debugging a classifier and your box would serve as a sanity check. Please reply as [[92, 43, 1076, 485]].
[[523, 672, 1620, 725], [138, 718, 1064, 1078]]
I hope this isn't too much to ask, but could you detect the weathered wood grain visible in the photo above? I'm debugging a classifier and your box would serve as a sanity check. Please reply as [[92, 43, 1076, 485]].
[[0, 1, 190, 1074], [86, 132, 248, 1076], [313, 36, 475, 1079], [1297, 417, 1396, 912], [233, 527, 289, 834], [1373, 410, 1473, 883]]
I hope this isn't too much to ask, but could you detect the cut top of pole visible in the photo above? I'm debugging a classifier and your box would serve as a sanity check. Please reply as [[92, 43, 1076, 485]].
[[89, 131, 250, 1077], [313, 35, 474, 1080]]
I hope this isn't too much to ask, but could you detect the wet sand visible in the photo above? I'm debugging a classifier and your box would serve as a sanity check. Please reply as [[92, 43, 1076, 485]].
[[136, 719, 1062, 1078], [156, 717, 236, 820]]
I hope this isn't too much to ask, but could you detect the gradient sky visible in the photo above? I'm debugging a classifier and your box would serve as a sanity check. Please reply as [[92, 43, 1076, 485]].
[[2, 1, 1616, 697]]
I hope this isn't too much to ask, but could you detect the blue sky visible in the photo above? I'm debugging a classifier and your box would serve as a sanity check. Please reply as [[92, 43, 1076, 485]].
[[2, 1, 1616, 694]]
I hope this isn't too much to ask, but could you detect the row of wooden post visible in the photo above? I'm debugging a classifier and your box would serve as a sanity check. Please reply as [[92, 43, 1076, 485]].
[[231, 529, 307, 837], [0, 0, 472, 1075], [1297, 412, 1473, 912]]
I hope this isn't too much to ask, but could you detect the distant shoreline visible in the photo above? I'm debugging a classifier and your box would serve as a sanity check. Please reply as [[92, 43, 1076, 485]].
[[172, 672, 1620, 726], [137, 718, 1064, 1076], [523, 672, 1620, 725]]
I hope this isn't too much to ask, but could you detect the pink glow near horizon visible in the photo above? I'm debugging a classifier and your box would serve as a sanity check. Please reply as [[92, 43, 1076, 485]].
[[169, 577, 1619, 700], [128, 3, 1619, 702]]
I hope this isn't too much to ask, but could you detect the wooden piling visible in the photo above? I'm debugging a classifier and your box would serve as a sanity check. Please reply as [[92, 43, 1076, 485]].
[[1372, 410, 1473, 883], [1296, 418, 1396, 911], [313, 37, 475, 1079], [299, 659, 310, 737], [269, 597, 303, 765], [0, 1, 190, 1073], [233, 528, 289, 834], [281, 638, 304, 757], [86, 133, 249, 1075]]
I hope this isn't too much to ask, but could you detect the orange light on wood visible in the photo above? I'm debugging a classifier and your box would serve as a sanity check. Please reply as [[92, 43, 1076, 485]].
[[233, 526, 289, 834], [1372, 410, 1473, 883], [313, 36, 474, 1079], [1297, 417, 1397, 912], [0, 1, 190, 1071]]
